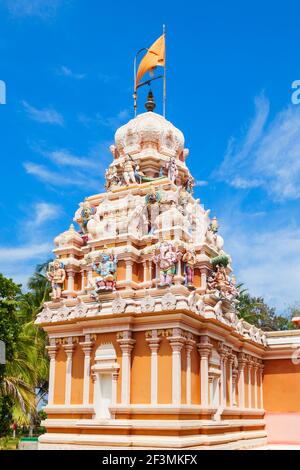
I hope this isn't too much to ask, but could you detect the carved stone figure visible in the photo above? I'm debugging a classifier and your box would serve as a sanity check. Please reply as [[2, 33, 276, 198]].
[[152, 241, 179, 287], [75, 201, 95, 234], [105, 165, 120, 190], [92, 251, 118, 292], [182, 247, 196, 287], [165, 156, 178, 183], [47, 260, 66, 300], [123, 155, 136, 185]]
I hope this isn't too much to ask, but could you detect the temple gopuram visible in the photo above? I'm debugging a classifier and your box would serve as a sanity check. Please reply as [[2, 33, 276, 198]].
[[35, 92, 300, 449]]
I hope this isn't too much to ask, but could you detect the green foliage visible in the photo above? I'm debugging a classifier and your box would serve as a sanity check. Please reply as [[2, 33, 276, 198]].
[[0, 264, 51, 436], [237, 290, 296, 331], [211, 254, 230, 268]]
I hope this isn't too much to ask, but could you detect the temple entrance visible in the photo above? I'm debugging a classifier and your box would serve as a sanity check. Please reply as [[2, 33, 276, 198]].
[[92, 343, 120, 420], [95, 373, 113, 419]]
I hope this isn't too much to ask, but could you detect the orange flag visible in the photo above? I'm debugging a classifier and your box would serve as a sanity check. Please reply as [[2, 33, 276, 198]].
[[135, 34, 165, 89]]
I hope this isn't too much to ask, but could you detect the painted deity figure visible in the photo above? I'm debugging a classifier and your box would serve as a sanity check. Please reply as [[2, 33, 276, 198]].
[[47, 260, 66, 300], [184, 175, 194, 194], [182, 247, 196, 288], [76, 201, 95, 234], [208, 264, 231, 297], [165, 156, 178, 183], [153, 242, 179, 287], [92, 252, 118, 292], [123, 155, 136, 185], [133, 162, 145, 184]]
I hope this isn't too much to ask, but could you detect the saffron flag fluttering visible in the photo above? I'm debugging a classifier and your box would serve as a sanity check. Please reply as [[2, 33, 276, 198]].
[[135, 34, 165, 90]]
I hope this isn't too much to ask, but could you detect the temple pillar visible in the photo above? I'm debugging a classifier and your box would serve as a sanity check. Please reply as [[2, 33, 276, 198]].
[[46, 339, 58, 405], [117, 332, 135, 405], [200, 267, 207, 291], [228, 355, 234, 407], [80, 335, 93, 405], [218, 343, 227, 407], [148, 260, 153, 283], [143, 261, 148, 283], [232, 368, 238, 407], [125, 259, 133, 284], [112, 371, 119, 406], [87, 266, 93, 288], [197, 335, 213, 407], [253, 362, 258, 409], [81, 269, 86, 291], [259, 363, 264, 409], [146, 330, 161, 404], [168, 329, 185, 405], [63, 338, 75, 405], [247, 357, 252, 409], [67, 270, 75, 292], [185, 335, 195, 405], [238, 353, 247, 408]]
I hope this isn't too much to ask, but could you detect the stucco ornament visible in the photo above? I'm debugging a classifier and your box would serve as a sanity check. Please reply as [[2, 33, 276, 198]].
[[92, 250, 118, 293], [161, 292, 177, 311], [52, 304, 70, 322], [152, 241, 180, 287], [114, 112, 185, 159], [111, 292, 127, 314], [69, 300, 89, 319], [36, 305, 53, 324], [141, 294, 156, 313], [187, 290, 205, 314], [46, 260, 66, 301]]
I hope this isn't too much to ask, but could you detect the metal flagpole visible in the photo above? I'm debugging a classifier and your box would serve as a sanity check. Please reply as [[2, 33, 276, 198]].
[[133, 48, 148, 117], [163, 24, 166, 118]]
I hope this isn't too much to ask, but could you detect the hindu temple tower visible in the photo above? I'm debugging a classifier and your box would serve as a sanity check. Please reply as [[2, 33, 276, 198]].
[[36, 91, 300, 449]]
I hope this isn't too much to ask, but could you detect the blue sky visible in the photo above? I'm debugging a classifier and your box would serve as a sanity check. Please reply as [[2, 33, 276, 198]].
[[1, 0, 300, 312]]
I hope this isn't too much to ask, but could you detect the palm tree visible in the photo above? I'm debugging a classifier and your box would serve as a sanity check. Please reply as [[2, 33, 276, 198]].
[[0, 262, 52, 434]]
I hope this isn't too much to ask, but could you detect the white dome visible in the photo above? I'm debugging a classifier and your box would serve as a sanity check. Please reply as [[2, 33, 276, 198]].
[[113, 112, 186, 160]]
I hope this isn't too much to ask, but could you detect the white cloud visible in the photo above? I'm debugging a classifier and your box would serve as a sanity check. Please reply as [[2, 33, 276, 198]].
[[31, 202, 61, 227], [194, 180, 208, 187], [0, 243, 51, 262], [47, 149, 98, 168], [214, 195, 300, 312], [23, 161, 101, 190], [0, 242, 52, 289], [218, 94, 300, 201], [22, 100, 64, 126], [78, 109, 130, 129], [57, 66, 86, 80], [2, 0, 63, 18]]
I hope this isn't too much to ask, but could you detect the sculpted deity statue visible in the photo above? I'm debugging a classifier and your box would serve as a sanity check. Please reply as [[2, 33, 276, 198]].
[[152, 241, 179, 287], [105, 165, 120, 190], [123, 155, 136, 185], [184, 175, 194, 194], [182, 247, 196, 288], [165, 156, 178, 183], [47, 260, 66, 300], [92, 251, 118, 292], [75, 200, 95, 234]]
